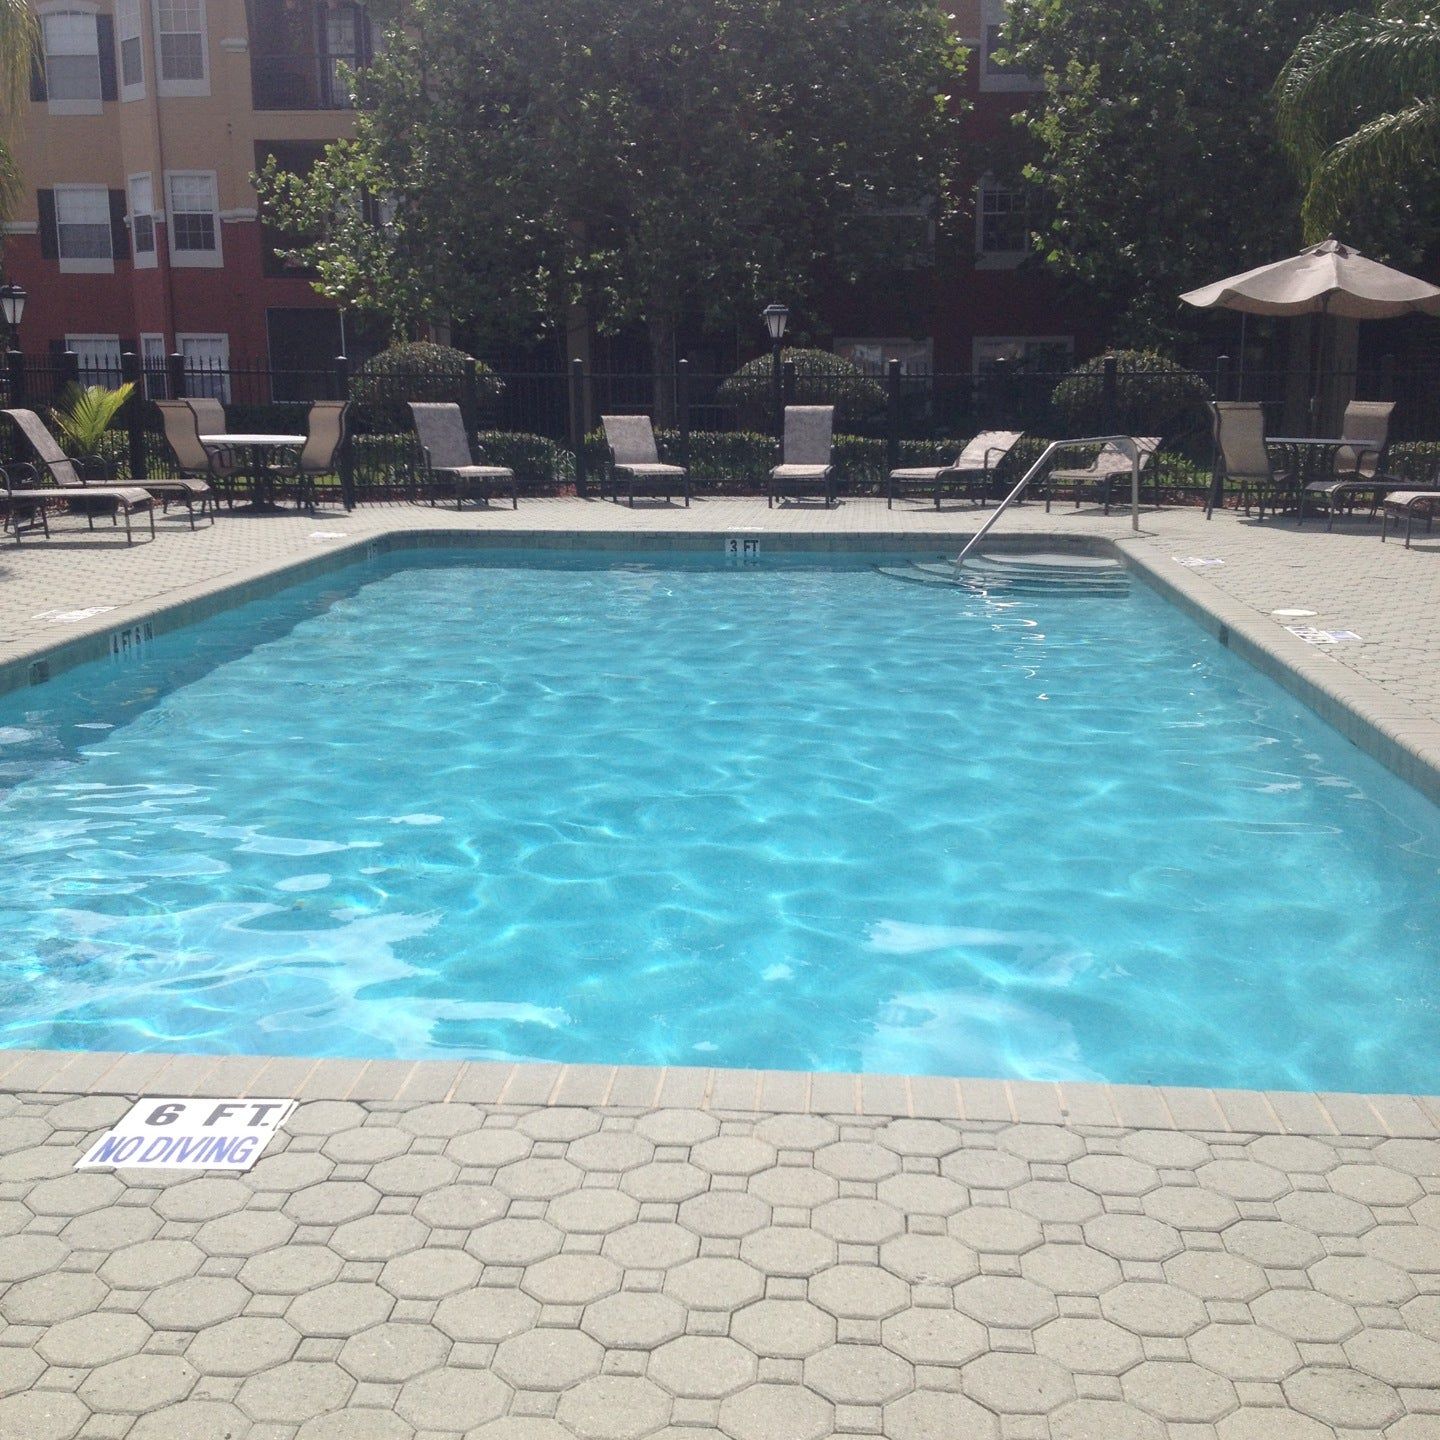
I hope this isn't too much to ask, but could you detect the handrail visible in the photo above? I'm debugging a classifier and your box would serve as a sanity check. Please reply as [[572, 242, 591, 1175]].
[[952, 434, 1142, 577]]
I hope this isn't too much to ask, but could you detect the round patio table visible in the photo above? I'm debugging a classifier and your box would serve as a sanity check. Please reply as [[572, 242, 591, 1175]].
[[201, 433, 305, 515], [1267, 436, 1376, 483]]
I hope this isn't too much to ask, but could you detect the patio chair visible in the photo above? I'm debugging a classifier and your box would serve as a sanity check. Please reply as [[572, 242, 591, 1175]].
[[1381, 487, 1440, 547], [1206, 402, 1293, 520], [0, 458, 156, 543], [1043, 437, 1161, 515], [1300, 400, 1400, 529], [409, 403, 518, 509], [4, 405, 208, 530], [768, 406, 836, 507], [157, 400, 242, 510], [272, 401, 348, 513], [887, 430, 1023, 509], [601, 415, 689, 507]]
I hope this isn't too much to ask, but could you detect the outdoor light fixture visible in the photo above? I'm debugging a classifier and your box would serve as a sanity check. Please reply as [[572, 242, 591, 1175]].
[[762, 302, 789, 342], [0, 282, 26, 347]]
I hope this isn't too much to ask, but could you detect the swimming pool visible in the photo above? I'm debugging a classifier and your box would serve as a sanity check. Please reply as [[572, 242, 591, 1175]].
[[1, 546, 1436, 1092]]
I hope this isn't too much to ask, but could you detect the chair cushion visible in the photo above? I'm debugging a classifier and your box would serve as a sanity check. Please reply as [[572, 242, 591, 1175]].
[[615, 463, 686, 478], [771, 465, 834, 480], [439, 465, 515, 479], [889, 468, 946, 482]]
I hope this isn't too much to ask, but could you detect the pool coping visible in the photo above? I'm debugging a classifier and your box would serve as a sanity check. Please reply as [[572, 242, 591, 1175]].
[[2, 520, 1438, 1129]]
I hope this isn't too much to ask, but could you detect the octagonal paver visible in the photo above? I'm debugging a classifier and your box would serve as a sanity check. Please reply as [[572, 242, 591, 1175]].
[[1330, 1163, 1424, 1206], [395, 1366, 511, 1428], [741, 1225, 835, 1277], [282, 1180, 379, 1225], [187, 1316, 301, 1376], [1035, 1316, 1145, 1375], [1123, 1360, 1238, 1423], [691, 1136, 777, 1176], [496, 1157, 583, 1199], [547, 1187, 639, 1234], [1195, 1160, 1290, 1203], [236, 1361, 355, 1424], [886, 1389, 998, 1440], [604, 1221, 700, 1269], [810, 1263, 909, 1320], [380, 1246, 482, 1299], [882, 1118, 966, 1157], [413, 1182, 507, 1229], [815, 1141, 900, 1182], [1251, 1287, 1361, 1343], [666, 1258, 766, 1311], [1, 1270, 106, 1325], [153, 1175, 250, 1222], [339, 1321, 449, 1383], [522, 1253, 622, 1305], [566, 1129, 655, 1172], [400, 1101, 488, 1137], [1346, 1327, 1440, 1386], [99, 1238, 204, 1289], [1190, 1321, 1302, 1382], [678, 1190, 771, 1238], [882, 1306, 986, 1366], [879, 1232, 977, 1283], [0, 1390, 89, 1440], [1070, 1155, 1160, 1197], [806, 1343, 912, 1405], [330, 1212, 428, 1261], [1102, 1282, 1207, 1338], [1225, 1220, 1325, 1269], [37, 1312, 150, 1369], [653, 1336, 757, 1397], [434, 1287, 540, 1343], [951, 1206, 1042, 1254], [240, 1244, 343, 1296], [446, 1127, 532, 1167], [1284, 1364, 1404, 1429], [1050, 1398, 1165, 1440], [623, 1161, 711, 1203], [965, 1351, 1074, 1414], [369, 1152, 459, 1194], [731, 1298, 836, 1358], [954, 1275, 1057, 1328], [193, 1206, 296, 1257], [557, 1376, 672, 1440], [1085, 1213, 1183, 1263], [495, 1328, 604, 1390], [468, 1218, 564, 1266], [583, 1291, 688, 1349], [286, 1282, 395, 1339], [719, 1380, 832, 1440], [80, 1354, 198, 1414]]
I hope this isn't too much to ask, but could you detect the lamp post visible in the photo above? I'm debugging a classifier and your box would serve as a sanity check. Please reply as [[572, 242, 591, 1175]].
[[762, 302, 789, 439], [0, 282, 26, 351]]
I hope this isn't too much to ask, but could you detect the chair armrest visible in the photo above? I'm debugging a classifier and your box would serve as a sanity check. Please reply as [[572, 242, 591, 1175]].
[[73, 454, 119, 484], [2, 462, 42, 490]]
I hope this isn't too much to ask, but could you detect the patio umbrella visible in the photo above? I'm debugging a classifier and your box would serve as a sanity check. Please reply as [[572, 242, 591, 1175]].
[[1180, 237, 1440, 425]]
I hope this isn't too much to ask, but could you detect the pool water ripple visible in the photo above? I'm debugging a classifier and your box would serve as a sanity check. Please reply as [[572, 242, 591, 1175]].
[[0, 549, 1436, 1090]]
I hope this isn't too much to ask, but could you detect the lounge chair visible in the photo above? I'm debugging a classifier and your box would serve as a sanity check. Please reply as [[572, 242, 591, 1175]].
[[156, 400, 241, 510], [601, 415, 689, 507], [768, 405, 836, 507], [1381, 488, 1440, 547], [1300, 400, 1399, 529], [887, 430, 1023, 509], [1043, 437, 1161, 515], [0, 460, 156, 543], [1206, 402, 1293, 520], [272, 401, 349, 513], [409, 403, 518, 509], [5, 404, 213, 528]]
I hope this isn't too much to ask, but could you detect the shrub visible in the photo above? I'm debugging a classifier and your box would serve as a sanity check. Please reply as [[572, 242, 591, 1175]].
[[1050, 350, 1211, 441], [352, 342, 503, 433], [50, 382, 134, 457], [717, 348, 887, 429], [1388, 442, 1440, 484]]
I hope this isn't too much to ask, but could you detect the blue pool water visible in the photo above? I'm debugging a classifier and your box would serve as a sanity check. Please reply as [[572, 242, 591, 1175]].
[[0, 548, 1436, 1092]]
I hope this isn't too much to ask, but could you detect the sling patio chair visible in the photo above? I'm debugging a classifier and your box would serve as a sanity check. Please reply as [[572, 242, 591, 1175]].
[[156, 400, 241, 511], [887, 430, 1023, 509], [271, 401, 349, 513], [1381, 482, 1440, 547], [601, 415, 690, 506], [1206, 401, 1293, 520], [768, 405, 837, 507], [1042, 437, 1161, 514], [1299, 400, 1401, 529], [0, 459, 156, 543], [409, 403, 518, 509], [2, 406, 207, 529]]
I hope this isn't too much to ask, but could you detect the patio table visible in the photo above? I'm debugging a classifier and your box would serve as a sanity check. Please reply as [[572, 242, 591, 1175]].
[[201, 433, 305, 515], [1267, 435, 1377, 483]]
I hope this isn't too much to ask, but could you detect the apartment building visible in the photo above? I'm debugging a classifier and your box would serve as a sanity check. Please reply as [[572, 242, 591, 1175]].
[[2, 0, 364, 392]]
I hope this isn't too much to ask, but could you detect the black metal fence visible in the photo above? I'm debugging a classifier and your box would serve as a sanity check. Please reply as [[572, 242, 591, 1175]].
[[6, 346, 1440, 509]]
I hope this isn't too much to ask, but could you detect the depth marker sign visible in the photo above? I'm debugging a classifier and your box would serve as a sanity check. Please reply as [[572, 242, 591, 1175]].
[[77, 1097, 298, 1171]]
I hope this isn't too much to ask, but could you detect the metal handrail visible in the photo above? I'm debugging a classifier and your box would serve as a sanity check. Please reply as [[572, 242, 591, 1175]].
[[952, 435, 1143, 577]]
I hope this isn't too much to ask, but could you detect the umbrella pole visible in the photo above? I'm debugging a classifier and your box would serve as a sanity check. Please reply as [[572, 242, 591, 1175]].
[[1237, 313, 1246, 400]]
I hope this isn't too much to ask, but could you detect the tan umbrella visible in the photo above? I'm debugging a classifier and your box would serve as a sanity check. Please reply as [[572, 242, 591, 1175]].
[[1180, 237, 1440, 318]]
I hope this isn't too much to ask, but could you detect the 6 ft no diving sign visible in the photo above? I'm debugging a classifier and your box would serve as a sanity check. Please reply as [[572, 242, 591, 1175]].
[[77, 1097, 298, 1172]]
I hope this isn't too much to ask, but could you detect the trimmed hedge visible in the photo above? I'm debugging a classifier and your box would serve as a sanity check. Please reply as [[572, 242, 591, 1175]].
[[1051, 350, 1211, 440]]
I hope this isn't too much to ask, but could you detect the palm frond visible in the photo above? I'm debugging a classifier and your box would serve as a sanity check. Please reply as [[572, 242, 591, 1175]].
[[1299, 96, 1440, 240], [0, 0, 39, 230], [1276, 7, 1440, 171], [50, 383, 136, 454]]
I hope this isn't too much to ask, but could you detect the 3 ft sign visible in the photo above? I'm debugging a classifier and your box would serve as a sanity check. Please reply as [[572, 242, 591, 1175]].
[[77, 1097, 298, 1172]]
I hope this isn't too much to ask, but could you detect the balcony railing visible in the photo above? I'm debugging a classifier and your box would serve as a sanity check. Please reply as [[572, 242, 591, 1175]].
[[250, 53, 362, 110]]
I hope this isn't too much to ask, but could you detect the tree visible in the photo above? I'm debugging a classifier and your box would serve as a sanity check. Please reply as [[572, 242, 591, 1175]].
[[1276, 1, 1440, 244], [0, 0, 38, 243], [257, 0, 967, 411], [1002, 0, 1346, 342]]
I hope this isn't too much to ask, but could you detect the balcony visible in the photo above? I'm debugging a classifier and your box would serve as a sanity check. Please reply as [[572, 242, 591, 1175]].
[[247, 0, 371, 110], [251, 52, 360, 110]]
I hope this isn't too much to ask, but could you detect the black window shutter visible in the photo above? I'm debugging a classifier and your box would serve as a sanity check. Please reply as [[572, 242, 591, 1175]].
[[37, 189, 58, 259], [29, 48, 46, 103], [97, 14, 118, 100], [109, 190, 131, 261]]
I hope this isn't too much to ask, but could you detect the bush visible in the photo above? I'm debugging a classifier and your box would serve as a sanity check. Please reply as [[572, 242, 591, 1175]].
[[717, 348, 887, 429], [1388, 442, 1440, 484], [352, 342, 504, 433], [1050, 350, 1211, 441]]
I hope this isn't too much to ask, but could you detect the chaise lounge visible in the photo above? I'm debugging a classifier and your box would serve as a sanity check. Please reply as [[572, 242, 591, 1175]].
[[887, 430, 1023, 509], [409, 403, 518, 509], [768, 405, 836, 507], [601, 415, 689, 506]]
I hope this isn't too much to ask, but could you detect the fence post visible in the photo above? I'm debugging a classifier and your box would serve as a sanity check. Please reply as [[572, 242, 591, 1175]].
[[121, 350, 147, 480], [886, 358, 901, 475], [570, 358, 588, 498], [461, 355, 480, 439], [168, 351, 188, 400], [6, 349, 24, 406], [59, 349, 81, 397], [1214, 354, 1232, 404], [676, 358, 690, 471], [782, 359, 796, 415], [334, 353, 355, 511], [1101, 354, 1119, 434]]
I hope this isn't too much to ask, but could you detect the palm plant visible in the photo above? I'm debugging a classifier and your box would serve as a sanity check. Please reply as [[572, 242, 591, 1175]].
[[1275, 1, 1440, 242], [50, 382, 135, 456], [0, 0, 39, 230]]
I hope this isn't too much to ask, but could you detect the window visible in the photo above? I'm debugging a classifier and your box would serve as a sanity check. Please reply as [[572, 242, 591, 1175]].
[[42, 10, 102, 109], [833, 338, 933, 374], [54, 185, 113, 271], [983, 25, 1026, 77], [166, 171, 221, 265], [178, 333, 229, 400], [979, 0, 1042, 92], [977, 180, 1031, 262], [141, 333, 168, 397], [128, 173, 156, 266], [153, 0, 207, 92], [974, 336, 1074, 375], [320, 3, 359, 107], [66, 334, 123, 386], [116, 0, 144, 93]]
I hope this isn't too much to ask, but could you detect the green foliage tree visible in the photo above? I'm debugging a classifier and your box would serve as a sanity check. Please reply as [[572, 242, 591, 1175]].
[[0, 0, 39, 239], [1275, 1, 1440, 244], [1002, 0, 1346, 341], [257, 0, 967, 410], [717, 347, 887, 428]]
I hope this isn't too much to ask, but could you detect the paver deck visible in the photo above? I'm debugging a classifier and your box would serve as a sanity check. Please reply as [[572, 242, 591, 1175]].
[[1, 496, 1438, 1438]]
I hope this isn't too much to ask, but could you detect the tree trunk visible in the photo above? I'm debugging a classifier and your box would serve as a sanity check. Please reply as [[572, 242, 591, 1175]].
[[648, 311, 675, 428]]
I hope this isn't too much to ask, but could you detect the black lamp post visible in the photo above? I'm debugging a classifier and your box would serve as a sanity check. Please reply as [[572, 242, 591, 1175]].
[[762, 302, 789, 438], [0, 282, 26, 352]]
